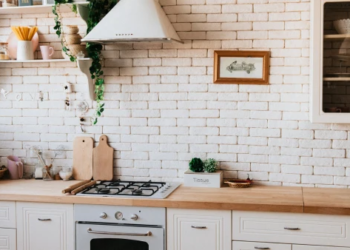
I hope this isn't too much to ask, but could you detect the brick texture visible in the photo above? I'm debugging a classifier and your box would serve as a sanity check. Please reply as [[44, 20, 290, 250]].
[[0, 0, 348, 188]]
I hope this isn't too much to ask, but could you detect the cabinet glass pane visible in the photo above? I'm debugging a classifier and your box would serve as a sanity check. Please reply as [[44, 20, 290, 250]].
[[91, 239, 149, 250], [323, 2, 350, 113]]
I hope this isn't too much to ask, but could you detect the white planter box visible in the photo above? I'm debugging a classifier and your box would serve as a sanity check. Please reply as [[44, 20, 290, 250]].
[[184, 170, 223, 188]]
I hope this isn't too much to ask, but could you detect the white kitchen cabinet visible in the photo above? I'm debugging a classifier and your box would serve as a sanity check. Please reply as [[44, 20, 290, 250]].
[[16, 202, 74, 250], [233, 241, 291, 250], [293, 246, 350, 250], [311, 0, 350, 123], [167, 208, 231, 250], [232, 211, 350, 247], [0, 201, 16, 228], [0, 228, 16, 250]]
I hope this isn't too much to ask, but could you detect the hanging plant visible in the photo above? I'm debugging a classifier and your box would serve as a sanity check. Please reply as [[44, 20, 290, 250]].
[[53, 0, 118, 124], [53, 0, 77, 62], [86, 0, 118, 124]]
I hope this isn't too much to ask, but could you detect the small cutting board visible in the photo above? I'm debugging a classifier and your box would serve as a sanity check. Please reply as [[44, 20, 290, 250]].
[[93, 135, 114, 181], [73, 137, 93, 180]]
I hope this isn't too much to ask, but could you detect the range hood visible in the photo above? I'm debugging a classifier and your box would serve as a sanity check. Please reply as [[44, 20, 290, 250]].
[[81, 0, 182, 44]]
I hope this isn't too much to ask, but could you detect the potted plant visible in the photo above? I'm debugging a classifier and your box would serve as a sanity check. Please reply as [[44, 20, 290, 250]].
[[184, 158, 223, 188]]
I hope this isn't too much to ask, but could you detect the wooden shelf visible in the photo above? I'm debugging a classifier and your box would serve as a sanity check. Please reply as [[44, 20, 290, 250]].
[[0, 58, 91, 63], [0, 59, 70, 63], [324, 34, 350, 40], [0, 2, 88, 15], [323, 77, 350, 81]]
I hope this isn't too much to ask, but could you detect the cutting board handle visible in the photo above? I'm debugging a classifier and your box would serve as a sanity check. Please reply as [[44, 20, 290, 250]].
[[99, 134, 108, 144]]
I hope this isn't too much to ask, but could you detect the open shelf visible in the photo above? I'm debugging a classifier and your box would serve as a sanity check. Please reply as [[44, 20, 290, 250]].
[[0, 59, 70, 63], [0, 2, 88, 14], [324, 34, 350, 40], [323, 77, 350, 81]]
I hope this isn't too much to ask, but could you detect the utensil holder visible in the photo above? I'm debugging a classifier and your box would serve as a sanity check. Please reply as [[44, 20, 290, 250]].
[[17, 41, 34, 61]]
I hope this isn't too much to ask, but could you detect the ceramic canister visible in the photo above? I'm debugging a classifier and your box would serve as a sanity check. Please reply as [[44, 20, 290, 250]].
[[17, 41, 34, 61]]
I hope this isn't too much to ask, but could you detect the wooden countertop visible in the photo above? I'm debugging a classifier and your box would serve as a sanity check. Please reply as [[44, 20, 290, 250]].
[[0, 180, 349, 215]]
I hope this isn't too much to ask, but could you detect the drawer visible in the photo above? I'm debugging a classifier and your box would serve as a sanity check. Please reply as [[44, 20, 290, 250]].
[[233, 211, 350, 247], [168, 209, 231, 250], [0, 202, 16, 228], [0, 228, 16, 250], [293, 246, 350, 250], [233, 241, 291, 250]]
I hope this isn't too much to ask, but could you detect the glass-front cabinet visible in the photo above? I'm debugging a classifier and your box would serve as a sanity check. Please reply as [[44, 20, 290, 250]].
[[312, 0, 350, 123]]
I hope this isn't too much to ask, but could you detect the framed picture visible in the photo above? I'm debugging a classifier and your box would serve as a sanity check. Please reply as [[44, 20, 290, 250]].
[[214, 50, 270, 84]]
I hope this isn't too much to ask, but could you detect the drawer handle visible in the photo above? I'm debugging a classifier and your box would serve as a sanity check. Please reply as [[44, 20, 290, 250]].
[[284, 227, 300, 231], [254, 247, 270, 250], [38, 218, 51, 222], [191, 226, 207, 229]]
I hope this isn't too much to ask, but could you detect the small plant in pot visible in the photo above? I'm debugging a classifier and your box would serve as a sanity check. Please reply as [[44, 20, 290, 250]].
[[184, 158, 223, 188]]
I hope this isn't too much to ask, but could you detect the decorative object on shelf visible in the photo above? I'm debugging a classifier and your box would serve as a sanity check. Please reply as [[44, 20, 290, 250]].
[[11, 26, 38, 61], [61, 25, 87, 59], [40, 45, 54, 60], [2, 0, 17, 7], [0, 166, 7, 179], [203, 158, 217, 173], [189, 158, 204, 173], [214, 50, 270, 85], [18, 0, 32, 6], [7, 31, 39, 60], [334, 19, 350, 34], [0, 42, 9, 60], [42, 0, 54, 5]]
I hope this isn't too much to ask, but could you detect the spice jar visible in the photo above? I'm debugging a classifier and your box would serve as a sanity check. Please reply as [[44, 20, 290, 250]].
[[0, 43, 9, 60]]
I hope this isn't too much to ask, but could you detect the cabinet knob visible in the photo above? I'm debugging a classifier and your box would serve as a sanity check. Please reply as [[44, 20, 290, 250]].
[[100, 213, 107, 219], [130, 214, 138, 221]]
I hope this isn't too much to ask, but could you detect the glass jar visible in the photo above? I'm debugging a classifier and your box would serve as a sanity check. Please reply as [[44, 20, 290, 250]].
[[42, 167, 54, 181], [0, 43, 9, 60]]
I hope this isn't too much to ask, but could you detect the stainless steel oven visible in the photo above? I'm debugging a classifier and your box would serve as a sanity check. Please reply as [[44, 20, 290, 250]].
[[75, 204, 165, 250]]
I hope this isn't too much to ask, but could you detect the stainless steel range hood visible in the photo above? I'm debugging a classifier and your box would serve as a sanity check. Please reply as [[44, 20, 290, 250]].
[[81, 0, 183, 44]]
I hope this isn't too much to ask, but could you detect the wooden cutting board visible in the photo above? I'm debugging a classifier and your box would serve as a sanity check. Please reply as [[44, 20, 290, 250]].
[[73, 137, 93, 180], [93, 135, 114, 181]]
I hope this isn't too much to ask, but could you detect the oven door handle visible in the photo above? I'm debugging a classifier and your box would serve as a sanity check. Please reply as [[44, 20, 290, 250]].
[[87, 228, 152, 237]]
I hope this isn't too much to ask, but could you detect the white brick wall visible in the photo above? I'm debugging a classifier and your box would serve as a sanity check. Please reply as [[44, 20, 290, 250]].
[[1, 0, 349, 188]]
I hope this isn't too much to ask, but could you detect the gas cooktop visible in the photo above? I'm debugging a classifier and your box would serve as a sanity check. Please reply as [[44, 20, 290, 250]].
[[76, 180, 181, 199]]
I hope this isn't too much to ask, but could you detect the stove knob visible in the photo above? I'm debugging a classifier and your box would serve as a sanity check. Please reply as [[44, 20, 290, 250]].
[[100, 212, 107, 219], [130, 214, 139, 221]]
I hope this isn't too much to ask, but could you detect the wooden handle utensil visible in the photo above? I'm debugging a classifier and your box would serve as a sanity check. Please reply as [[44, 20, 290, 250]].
[[62, 180, 91, 194], [71, 180, 96, 195]]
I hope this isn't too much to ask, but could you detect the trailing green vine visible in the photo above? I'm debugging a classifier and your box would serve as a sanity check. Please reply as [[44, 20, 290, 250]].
[[53, 0, 118, 124], [86, 0, 118, 124], [53, 0, 77, 62]]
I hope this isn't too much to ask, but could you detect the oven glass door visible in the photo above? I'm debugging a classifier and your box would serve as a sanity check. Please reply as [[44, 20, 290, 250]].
[[76, 223, 164, 250]]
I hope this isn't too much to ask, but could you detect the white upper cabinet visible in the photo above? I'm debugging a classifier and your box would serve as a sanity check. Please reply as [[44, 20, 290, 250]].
[[16, 202, 74, 250], [311, 0, 350, 123], [167, 208, 231, 250]]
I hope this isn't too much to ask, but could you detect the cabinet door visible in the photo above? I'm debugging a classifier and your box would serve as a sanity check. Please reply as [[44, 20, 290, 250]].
[[0, 201, 16, 228], [233, 241, 291, 250], [16, 202, 74, 250], [293, 246, 350, 250], [0, 228, 16, 250], [167, 208, 231, 250]]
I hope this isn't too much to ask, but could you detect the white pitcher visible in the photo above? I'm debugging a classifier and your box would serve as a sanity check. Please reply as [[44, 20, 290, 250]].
[[17, 41, 34, 61]]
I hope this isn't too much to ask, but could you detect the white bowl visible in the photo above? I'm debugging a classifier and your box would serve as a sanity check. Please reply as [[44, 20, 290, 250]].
[[334, 19, 350, 34]]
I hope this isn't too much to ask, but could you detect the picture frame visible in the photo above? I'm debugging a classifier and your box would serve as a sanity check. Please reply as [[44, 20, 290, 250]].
[[214, 50, 270, 85]]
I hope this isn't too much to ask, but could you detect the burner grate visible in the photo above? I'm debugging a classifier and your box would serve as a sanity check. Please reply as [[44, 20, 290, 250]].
[[80, 180, 166, 197]]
